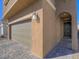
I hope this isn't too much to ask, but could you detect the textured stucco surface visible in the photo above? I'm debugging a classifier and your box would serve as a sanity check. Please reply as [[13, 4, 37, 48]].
[[8, 0, 44, 57], [55, 0, 78, 50], [4, 0, 78, 58]]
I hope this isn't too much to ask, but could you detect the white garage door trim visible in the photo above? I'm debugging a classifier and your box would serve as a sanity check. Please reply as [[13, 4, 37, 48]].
[[8, 13, 32, 25]]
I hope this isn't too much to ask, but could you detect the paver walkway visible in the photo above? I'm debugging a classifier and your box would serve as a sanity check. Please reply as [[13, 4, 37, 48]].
[[0, 39, 40, 59], [0, 38, 79, 59], [45, 37, 76, 58]]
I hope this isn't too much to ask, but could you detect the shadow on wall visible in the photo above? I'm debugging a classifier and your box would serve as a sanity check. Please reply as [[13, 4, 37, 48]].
[[45, 36, 79, 58], [78, 31, 79, 39]]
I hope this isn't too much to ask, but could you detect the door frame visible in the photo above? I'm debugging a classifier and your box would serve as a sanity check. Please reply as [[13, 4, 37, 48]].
[[64, 21, 72, 38]]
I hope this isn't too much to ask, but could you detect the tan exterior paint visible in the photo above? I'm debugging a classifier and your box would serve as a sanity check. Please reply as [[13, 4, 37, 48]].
[[6, 0, 44, 57], [4, 0, 78, 58], [4, 0, 18, 18], [55, 0, 78, 50], [32, 9, 43, 57], [43, 0, 60, 56], [4, 0, 36, 19]]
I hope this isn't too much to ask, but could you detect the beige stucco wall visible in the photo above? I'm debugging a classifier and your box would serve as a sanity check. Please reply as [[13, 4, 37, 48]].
[[43, 0, 55, 56], [8, 0, 44, 57], [43, 0, 61, 57], [8, 0, 59, 57], [55, 0, 78, 50], [6, 0, 78, 58]]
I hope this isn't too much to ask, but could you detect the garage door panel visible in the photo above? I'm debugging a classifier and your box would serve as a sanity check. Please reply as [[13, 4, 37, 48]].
[[12, 22, 32, 49]]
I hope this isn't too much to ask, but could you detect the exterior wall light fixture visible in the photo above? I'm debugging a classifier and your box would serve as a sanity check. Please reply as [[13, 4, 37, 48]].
[[32, 12, 38, 21]]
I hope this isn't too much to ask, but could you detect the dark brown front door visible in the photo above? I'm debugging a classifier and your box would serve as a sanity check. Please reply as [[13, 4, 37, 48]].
[[64, 22, 71, 38]]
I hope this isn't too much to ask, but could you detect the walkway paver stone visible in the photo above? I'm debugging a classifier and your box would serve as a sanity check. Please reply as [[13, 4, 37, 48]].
[[0, 39, 40, 59], [0, 38, 78, 59]]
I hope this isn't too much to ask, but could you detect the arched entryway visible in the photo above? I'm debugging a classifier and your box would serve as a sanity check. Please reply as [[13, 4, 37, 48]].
[[59, 12, 72, 38]]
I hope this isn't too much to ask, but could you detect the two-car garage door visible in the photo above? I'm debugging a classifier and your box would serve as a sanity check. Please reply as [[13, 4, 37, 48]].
[[11, 21, 32, 49]]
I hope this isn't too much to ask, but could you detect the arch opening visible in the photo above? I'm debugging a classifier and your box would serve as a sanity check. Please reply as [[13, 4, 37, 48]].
[[59, 12, 72, 38]]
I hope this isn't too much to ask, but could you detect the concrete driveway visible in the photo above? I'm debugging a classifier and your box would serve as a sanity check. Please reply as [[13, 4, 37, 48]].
[[0, 38, 79, 59], [0, 39, 40, 59]]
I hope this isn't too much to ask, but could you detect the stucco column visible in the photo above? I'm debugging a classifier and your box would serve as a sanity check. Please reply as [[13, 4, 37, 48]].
[[8, 25, 11, 40], [32, 9, 43, 57], [72, 16, 78, 51]]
